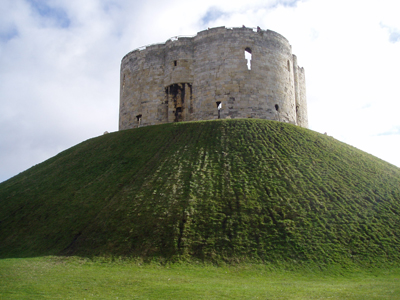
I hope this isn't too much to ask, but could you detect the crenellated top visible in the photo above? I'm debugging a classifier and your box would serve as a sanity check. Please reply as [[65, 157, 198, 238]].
[[122, 26, 291, 62]]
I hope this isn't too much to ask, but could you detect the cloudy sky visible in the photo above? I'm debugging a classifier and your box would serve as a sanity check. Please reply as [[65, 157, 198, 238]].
[[1, 0, 400, 183]]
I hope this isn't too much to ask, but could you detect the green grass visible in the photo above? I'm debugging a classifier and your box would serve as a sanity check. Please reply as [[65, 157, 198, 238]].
[[1, 119, 400, 266], [1, 256, 400, 299]]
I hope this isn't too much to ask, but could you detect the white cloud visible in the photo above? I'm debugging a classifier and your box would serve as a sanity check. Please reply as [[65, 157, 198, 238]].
[[1, 0, 400, 182]]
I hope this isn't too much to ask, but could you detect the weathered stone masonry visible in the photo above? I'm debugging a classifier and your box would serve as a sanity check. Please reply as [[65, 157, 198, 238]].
[[119, 26, 308, 130]]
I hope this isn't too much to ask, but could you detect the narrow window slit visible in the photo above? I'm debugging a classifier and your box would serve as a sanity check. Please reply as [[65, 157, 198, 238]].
[[216, 101, 222, 119], [244, 48, 252, 70], [136, 114, 142, 125]]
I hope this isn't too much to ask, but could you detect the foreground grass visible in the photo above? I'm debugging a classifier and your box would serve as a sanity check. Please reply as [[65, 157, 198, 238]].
[[1, 256, 399, 299]]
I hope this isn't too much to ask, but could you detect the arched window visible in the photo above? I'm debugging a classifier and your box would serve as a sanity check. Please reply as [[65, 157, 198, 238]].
[[244, 48, 252, 70]]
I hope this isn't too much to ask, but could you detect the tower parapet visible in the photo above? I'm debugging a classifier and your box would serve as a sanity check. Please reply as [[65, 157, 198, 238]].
[[119, 26, 308, 130]]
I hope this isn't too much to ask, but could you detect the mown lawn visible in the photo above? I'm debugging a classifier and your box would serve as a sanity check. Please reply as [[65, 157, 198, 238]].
[[1, 256, 399, 299]]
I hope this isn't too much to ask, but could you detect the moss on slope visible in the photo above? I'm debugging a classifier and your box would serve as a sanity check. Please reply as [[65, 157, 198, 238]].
[[1, 119, 400, 265]]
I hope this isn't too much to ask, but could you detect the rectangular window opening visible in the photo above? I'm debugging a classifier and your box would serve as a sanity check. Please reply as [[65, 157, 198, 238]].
[[244, 48, 252, 70], [216, 101, 222, 119], [136, 114, 142, 125]]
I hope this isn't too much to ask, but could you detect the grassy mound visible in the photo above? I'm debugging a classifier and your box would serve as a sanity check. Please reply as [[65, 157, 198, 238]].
[[1, 119, 400, 265]]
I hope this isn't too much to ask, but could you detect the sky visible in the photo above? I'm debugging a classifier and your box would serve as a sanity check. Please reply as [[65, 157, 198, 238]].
[[1, 0, 400, 183]]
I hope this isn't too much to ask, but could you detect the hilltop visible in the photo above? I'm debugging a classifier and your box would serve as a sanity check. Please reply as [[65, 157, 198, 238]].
[[1, 119, 399, 266]]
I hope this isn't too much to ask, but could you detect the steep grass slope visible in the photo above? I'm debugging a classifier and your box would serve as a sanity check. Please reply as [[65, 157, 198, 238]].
[[1, 119, 400, 265]]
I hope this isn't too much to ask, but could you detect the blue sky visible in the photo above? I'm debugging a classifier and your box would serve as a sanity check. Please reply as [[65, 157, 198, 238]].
[[27, 0, 71, 28], [0, 0, 400, 182]]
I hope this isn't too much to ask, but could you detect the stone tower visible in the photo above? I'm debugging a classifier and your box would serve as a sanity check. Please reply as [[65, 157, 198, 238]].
[[119, 26, 308, 130]]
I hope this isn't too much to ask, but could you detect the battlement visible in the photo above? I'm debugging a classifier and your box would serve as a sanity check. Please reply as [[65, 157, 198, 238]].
[[122, 27, 290, 60], [119, 26, 308, 130]]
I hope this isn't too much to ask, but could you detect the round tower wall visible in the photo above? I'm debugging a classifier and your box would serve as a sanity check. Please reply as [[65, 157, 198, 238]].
[[164, 38, 194, 87], [120, 45, 167, 128], [119, 27, 307, 130]]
